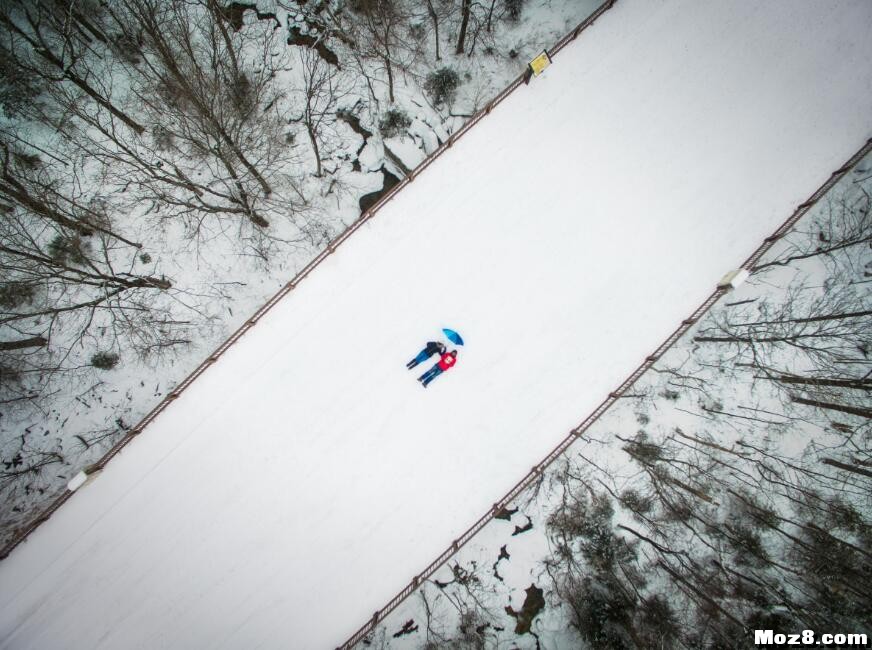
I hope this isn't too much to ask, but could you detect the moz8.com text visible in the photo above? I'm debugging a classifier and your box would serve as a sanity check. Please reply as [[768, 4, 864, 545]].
[[755, 630, 869, 647]]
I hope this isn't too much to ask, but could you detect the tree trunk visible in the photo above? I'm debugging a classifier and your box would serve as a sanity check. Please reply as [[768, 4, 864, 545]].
[[456, 0, 471, 55], [427, 0, 440, 60], [0, 337, 48, 351], [52, 0, 109, 43], [306, 122, 322, 177], [382, 53, 395, 103], [209, 0, 242, 83], [791, 395, 872, 419], [211, 147, 269, 227], [486, 0, 497, 31], [0, 176, 141, 248], [740, 309, 872, 327], [773, 375, 872, 391], [821, 458, 872, 479], [753, 236, 872, 272]]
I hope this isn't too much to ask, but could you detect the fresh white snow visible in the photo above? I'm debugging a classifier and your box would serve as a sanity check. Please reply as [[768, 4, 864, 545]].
[[2, 1, 872, 648]]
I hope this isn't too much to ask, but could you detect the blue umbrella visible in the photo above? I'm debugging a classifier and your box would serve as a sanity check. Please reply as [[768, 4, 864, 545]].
[[442, 328, 464, 346]]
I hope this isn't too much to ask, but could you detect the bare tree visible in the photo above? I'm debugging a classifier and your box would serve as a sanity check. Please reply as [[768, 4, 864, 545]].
[[0, 0, 144, 134], [455, 0, 471, 55], [293, 47, 354, 177], [0, 143, 182, 406], [113, 0, 273, 194], [89, 0, 308, 234], [336, 0, 416, 104], [753, 189, 872, 275]]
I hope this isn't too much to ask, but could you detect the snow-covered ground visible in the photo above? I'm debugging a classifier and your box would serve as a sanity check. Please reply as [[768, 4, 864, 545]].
[[2, 1, 872, 648]]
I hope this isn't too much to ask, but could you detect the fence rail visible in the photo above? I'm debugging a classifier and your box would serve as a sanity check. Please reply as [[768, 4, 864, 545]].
[[0, 1, 617, 562], [333, 134, 872, 648]]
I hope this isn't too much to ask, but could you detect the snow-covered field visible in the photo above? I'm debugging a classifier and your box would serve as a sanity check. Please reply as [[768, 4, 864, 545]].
[[2, 1, 872, 648]]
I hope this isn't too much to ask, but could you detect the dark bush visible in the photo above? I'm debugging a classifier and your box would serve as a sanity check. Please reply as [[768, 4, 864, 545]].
[[112, 34, 142, 65], [424, 67, 460, 106], [408, 22, 425, 41], [14, 152, 41, 170], [152, 125, 175, 151], [47, 235, 89, 265], [548, 491, 614, 541], [0, 45, 41, 117], [621, 433, 663, 465], [378, 108, 411, 138], [619, 488, 653, 515], [638, 595, 680, 647], [660, 388, 680, 401], [91, 351, 120, 370], [139, 252, 153, 264], [727, 523, 769, 567], [229, 73, 254, 117], [0, 283, 35, 309], [0, 364, 22, 384], [824, 496, 865, 533], [566, 577, 633, 649], [505, 0, 524, 22]]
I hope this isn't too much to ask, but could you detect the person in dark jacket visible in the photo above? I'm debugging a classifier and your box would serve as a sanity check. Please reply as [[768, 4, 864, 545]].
[[418, 350, 457, 387], [406, 341, 446, 369]]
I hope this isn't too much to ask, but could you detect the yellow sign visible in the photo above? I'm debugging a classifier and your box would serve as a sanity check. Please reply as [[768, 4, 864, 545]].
[[529, 51, 552, 76]]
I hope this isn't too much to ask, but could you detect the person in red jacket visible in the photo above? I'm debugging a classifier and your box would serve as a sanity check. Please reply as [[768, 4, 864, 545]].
[[418, 350, 457, 387]]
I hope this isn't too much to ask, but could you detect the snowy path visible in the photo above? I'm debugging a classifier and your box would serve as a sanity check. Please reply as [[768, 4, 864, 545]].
[[2, 1, 872, 648]]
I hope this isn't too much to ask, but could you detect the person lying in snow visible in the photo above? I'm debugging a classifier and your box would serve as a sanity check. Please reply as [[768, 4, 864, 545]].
[[418, 350, 457, 387], [406, 341, 446, 369]]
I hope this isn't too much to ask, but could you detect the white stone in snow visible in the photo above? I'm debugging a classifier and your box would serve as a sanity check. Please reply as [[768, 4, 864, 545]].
[[718, 268, 751, 289], [67, 468, 101, 492], [67, 471, 89, 492]]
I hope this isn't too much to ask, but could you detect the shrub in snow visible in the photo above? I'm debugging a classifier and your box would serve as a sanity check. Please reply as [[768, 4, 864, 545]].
[[638, 596, 680, 647], [567, 575, 635, 646], [408, 22, 426, 41], [91, 351, 120, 370], [139, 252, 152, 264], [111, 34, 142, 65], [727, 524, 768, 567], [505, 0, 524, 22], [229, 73, 254, 116], [47, 235, 88, 265], [424, 67, 460, 106], [621, 433, 663, 465], [13, 151, 41, 170], [0, 48, 41, 118], [152, 125, 175, 151], [0, 364, 21, 384], [660, 388, 680, 401], [0, 282, 34, 309], [378, 108, 411, 138], [619, 488, 653, 516]]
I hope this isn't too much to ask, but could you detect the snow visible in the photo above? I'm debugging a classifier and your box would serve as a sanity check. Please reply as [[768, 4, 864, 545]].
[[2, 1, 872, 648]]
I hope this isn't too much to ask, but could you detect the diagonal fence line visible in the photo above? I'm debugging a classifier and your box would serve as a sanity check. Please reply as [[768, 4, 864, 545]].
[[0, 1, 618, 561], [334, 136, 872, 649]]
